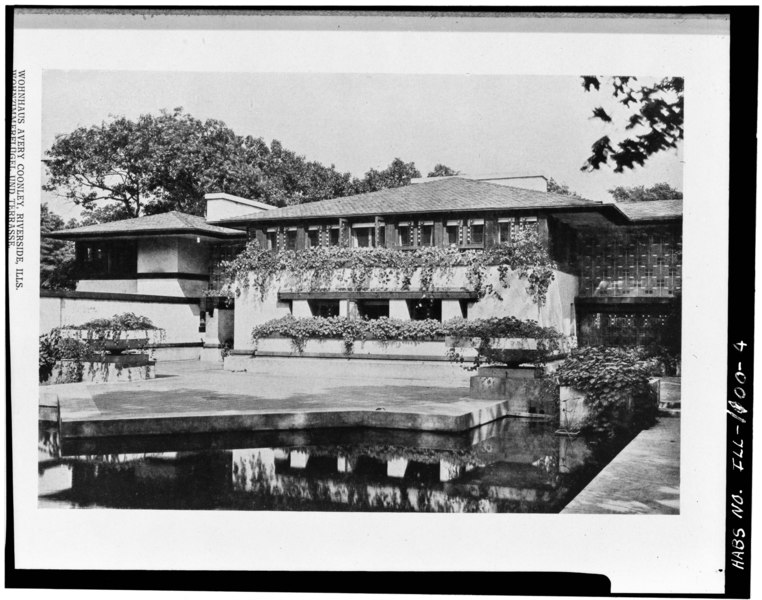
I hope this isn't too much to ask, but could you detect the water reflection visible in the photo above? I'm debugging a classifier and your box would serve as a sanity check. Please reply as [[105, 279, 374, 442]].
[[38, 419, 629, 512]]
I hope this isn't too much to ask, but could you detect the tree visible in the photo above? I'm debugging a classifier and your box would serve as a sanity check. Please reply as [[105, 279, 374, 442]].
[[546, 177, 582, 197], [580, 76, 683, 173], [40, 203, 77, 289], [608, 182, 683, 202], [44, 108, 268, 217], [78, 204, 135, 225], [427, 164, 459, 177], [357, 158, 421, 193]]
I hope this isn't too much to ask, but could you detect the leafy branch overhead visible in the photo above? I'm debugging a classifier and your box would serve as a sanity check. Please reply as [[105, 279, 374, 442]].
[[581, 76, 683, 173]]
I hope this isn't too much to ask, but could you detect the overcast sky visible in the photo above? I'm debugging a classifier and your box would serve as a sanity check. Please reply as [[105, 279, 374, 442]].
[[42, 70, 683, 220]]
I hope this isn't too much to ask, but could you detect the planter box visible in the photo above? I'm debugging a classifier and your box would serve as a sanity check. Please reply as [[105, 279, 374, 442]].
[[558, 386, 636, 432], [42, 354, 155, 385], [254, 337, 449, 359], [446, 336, 568, 367]]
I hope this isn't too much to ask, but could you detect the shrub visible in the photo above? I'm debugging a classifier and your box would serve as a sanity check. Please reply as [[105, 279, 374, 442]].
[[39, 328, 91, 383], [555, 346, 658, 436]]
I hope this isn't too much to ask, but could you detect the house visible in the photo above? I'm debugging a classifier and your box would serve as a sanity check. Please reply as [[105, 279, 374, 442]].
[[45, 176, 682, 359]]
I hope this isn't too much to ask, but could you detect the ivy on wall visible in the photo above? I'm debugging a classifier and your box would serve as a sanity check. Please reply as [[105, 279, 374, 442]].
[[213, 227, 557, 305]]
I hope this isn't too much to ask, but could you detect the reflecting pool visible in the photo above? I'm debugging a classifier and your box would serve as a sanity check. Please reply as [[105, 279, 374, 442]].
[[39, 419, 632, 512]]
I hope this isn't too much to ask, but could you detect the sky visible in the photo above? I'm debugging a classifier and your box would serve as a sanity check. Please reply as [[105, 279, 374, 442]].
[[42, 70, 683, 221]]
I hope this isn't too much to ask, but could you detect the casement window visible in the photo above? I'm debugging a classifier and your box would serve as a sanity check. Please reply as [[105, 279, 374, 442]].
[[357, 300, 389, 320], [308, 299, 340, 318], [328, 225, 341, 246], [265, 228, 278, 251], [76, 240, 137, 278], [468, 219, 485, 245], [419, 221, 435, 247], [351, 223, 376, 248], [445, 221, 460, 246], [397, 222, 414, 247], [498, 218, 513, 244], [285, 227, 298, 251], [519, 216, 538, 231], [306, 226, 321, 248], [407, 298, 442, 321]]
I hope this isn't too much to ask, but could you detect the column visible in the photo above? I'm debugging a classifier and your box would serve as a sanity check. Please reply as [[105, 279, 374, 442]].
[[389, 300, 411, 320], [441, 300, 463, 321], [291, 300, 312, 318], [386, 457, 408, 478]]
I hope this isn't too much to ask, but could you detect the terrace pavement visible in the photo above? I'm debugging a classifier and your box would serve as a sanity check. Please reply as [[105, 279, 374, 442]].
[[42, 359, 523, 437]]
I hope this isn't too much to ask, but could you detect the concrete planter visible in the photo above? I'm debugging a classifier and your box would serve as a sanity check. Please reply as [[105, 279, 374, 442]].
[[254, 337, 449, 359], [41, 353, 156, 385], [558, 386, 635, 432]]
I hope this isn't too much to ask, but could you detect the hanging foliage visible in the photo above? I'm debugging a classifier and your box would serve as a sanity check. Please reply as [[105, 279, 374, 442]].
[[213, 227, 557, 305]]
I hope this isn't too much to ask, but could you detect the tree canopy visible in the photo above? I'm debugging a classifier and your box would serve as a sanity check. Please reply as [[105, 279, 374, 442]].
[[44, 109, 439, 221], [608, 182, 683, 203], [356, 158, 422, 193], [427, 164, 459, 177], [580, 76, 683, 173], [40, 203, 77, 289], [546, 177, 582, 197]]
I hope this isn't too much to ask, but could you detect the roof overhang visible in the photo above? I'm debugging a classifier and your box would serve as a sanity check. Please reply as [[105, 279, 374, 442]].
[[213, 204, 621, 228], [45, 228, 247, 241]]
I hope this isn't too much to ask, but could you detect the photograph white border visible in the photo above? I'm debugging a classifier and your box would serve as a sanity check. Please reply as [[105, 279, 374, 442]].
[[10, 9, 730, 594]]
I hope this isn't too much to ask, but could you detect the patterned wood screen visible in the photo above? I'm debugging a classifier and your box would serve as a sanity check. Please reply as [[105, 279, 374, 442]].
[[577, 310, 678, 348], [209, 241, 246, 290], [577, 226, 682, 298]]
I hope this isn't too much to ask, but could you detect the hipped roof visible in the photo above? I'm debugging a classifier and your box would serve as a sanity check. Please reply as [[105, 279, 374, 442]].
[[211, 177, 613, 225], [46, 210, 247, 240]]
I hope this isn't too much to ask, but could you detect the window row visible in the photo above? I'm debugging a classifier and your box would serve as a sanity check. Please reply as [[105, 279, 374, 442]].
[[257, 216, 538, 251], [294, 298, 469, 321]]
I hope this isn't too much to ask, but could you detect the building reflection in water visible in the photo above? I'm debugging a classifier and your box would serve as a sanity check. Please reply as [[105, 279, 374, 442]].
[[39, 418, 625, 513]]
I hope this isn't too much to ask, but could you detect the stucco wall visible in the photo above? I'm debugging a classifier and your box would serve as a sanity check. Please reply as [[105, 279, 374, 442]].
[[138, 238, 179, 273], [136, 278, 208, 297], [177, 238, 211, 274], [77, 279, 138, 294], [40, 294, 203, 346], [232, 267, 579, 352]]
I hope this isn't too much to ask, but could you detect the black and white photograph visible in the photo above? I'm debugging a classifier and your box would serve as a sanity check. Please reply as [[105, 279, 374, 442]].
[[7, 7, 754, 597]]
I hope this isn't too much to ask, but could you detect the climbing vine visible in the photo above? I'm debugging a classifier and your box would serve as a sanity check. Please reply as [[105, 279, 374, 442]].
[[213, 227, 556, 305]]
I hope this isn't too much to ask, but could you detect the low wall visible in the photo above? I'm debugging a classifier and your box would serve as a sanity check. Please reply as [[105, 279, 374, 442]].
[[40, 291, 204, 359], [253, 337, 454, 360]]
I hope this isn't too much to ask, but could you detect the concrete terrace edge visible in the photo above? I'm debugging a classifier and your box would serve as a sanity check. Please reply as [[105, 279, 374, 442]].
[[52, 385, 543, 438]]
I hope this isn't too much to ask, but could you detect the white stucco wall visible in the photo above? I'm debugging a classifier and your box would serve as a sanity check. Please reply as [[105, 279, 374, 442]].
[[136, 278, 208, 297], [231, 266, 578, 352], [76, 279, 138, 294], [138, 238, 179, 273], [177, 238, 211, 274], [40, 295, 203, 346]]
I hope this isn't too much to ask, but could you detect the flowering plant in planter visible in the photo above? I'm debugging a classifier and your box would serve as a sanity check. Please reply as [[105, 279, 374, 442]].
[[60, 312, 165, 354], [444, 316, 567, 370], [40, 313, 165, 383]]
